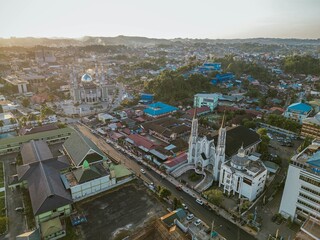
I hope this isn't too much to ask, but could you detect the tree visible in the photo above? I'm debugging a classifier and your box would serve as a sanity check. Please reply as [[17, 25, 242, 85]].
[[257, 128, 267, 136], [204, 189, 223, 206], [159, 187, 171, 199], [0, 120, 3, 133], [0, 217, 7, 234], [21, 98, 30, 108]]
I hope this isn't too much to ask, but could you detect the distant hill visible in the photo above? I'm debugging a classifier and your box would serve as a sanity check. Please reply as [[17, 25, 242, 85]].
[[0, 35, 319, 47]]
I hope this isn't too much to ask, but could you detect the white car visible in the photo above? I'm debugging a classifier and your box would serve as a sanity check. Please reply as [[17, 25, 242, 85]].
[[194, 219, 202, 226], [186, 214, 194, 221], [182, 203, 188, 210], [196, 198, 204, 205], [140, 169, 146, 174]]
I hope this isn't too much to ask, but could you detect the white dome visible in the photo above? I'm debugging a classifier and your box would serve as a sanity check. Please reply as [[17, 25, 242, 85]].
[[81, 73, 93, 82]]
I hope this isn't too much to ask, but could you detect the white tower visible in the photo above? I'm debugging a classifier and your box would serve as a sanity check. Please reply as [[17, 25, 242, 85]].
[[188, 109, 199, 164], [214, 114, 226, 181]]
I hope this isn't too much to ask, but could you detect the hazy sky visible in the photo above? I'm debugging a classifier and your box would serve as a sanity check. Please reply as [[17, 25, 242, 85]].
[[1, 0, 319, 39]]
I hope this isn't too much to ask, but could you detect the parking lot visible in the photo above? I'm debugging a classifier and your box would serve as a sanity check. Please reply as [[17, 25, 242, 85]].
[[76, 181, 166, 240]]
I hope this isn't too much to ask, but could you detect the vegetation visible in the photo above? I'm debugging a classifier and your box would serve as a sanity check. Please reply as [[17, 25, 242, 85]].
[[214, 55, 276, 82], [188, 172, 202, 182], [298, 137, 313, 152], [265, 114, 301, 133], [256, 128, 270, 158], [203, 189, 223, 206], [283, 55, 320, 75], [145, 71, 218, 105], [0, 217, 7, 234], [22, 189, 36, 229], [21, 98, 30, 108], [158, 186, 171, 199]]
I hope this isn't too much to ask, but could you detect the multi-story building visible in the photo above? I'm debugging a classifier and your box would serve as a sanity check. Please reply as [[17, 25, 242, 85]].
[[194, 93, 221, 111], [283, 102, 313, 124], [219, 146, 267, 201], [301, 112, 320, 139], [279, 140, 320, 222]]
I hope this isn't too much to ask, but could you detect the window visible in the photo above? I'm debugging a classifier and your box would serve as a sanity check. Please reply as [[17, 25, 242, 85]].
[[243, 178, 252, 186], [299, 175, 320, 187], [301, 186, 320, 197]]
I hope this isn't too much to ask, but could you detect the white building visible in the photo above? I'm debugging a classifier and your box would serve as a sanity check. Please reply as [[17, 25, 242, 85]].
[[219, 146, 267, 201], [279, 140, 320, 222], [0, 112, 19, 133], [194, 93, 221, 111], [70, 64, 108, 103]]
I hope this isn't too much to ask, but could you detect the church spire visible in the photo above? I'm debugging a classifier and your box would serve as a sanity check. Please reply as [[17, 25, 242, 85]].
[[100, 64, 105, 85]]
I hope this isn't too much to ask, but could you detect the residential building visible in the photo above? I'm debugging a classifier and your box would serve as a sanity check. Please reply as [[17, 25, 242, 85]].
[[219, 146, 267, 201], [194, 93, 221, 111], [301, 112, 320, 139], [279, 140, 320, 222], [284, 102, 313, 124], [0, 112, 19, 133]]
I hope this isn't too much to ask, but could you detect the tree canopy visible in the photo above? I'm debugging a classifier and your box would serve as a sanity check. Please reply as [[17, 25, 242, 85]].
[[283, 55, 320, 75]]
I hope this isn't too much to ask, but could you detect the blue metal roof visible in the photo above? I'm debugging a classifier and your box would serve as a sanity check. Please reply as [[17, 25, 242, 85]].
[[287, 102, 312, 114], [307, 150, 320, 168], [144, 102, 178, 116]]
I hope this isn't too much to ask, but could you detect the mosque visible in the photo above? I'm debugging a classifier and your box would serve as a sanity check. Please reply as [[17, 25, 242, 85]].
[[69, 64, 108, 103]]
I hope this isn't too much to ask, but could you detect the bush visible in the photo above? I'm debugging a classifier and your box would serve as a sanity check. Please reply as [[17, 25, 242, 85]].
[[188, 172, 202, 182], [0, 217, 7, 234], [204, 189, 223, 206]]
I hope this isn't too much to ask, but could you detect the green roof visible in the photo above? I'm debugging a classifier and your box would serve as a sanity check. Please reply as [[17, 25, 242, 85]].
[[113, 164, 132, 178], [63, 130, 107, 166], [0, 127, 74, 149]]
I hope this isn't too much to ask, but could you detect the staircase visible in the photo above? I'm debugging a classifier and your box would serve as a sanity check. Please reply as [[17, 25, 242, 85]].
[[171, 163, 195, 178], [194, 171, 214, 192]]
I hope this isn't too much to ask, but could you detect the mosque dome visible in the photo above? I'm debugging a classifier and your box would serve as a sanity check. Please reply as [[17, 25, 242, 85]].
[[230, 146, 250, 170], [81, 73, 93, 82]]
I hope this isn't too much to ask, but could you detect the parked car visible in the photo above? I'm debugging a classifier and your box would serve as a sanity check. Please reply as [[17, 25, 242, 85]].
[[176, 185, 182, 191], [194, 219, 202, 226], [140, 169, 146, 174], [15, 207, 24, 212], [186, 214, 194, 221], [196, 198, 204, 205], [182, 203, 188, 210]]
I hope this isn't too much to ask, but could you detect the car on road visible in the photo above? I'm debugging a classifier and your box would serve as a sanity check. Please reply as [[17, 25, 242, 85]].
[[194, 219, 202, 226], [140, 168, 146, 174], [186, 214, 194, 221], [15, 207, 24, 212], [196, 198, 204, 205], [182, 203, 188, 210], [176, 185, 182, 191]]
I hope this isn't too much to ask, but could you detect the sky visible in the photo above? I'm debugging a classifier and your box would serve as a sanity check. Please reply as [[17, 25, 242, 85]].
[[0, 0, 319, 39]]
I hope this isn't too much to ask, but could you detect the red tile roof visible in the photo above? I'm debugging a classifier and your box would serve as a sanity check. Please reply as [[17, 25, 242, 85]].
[[186, 106, 211, 116], [127, 134, 156, 150], [164, 152, 188, 168]]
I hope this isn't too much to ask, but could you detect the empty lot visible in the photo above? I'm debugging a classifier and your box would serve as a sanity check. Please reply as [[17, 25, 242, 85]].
[[76, 181, 165, 240]]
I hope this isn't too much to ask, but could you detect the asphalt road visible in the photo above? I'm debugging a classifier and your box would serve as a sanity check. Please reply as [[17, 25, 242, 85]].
[[76, 124, 256, 240]]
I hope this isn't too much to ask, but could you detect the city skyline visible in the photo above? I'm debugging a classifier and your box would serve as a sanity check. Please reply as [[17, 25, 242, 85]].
[[1, 0, 320, 39]]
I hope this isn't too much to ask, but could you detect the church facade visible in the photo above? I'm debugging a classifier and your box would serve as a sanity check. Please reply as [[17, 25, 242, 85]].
[[70, 64, 108, 103], [187, 113, 226, 181]]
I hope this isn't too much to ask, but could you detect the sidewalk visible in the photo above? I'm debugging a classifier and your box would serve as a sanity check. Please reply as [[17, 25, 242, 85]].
[[145, 163, 257, 238]]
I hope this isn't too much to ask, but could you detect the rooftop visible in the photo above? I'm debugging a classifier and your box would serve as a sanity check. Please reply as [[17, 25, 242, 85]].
[[144, 102, 178, 117], [287, 102, 312, 114]]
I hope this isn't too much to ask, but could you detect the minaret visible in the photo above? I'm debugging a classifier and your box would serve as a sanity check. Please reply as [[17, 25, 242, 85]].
[[95, 63, 99, 80], [100, 64, 108, 102], [214, 112, 226, 181], [188, 108, 198, 164]]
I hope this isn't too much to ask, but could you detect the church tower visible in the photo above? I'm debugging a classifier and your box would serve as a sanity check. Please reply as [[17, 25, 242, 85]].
[[213, 113, 226, 181], [188, 109, 199, 164]]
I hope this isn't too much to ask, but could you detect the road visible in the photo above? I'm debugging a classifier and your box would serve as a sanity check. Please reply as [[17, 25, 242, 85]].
[[76, 124, 256, 240]]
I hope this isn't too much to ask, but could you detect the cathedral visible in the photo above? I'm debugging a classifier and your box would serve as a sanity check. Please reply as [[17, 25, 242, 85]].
[[69, 64, 108, 103], [187, 112, 226, 182]]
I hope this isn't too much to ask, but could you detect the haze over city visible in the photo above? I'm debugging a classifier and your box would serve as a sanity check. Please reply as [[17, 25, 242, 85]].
[[1, 0, 320, 39]]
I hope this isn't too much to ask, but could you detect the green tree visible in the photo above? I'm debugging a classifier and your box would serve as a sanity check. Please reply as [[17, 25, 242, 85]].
[[204, 189, 223, 206], [159, 187, 171, 199], [21, 98, 30, 108]]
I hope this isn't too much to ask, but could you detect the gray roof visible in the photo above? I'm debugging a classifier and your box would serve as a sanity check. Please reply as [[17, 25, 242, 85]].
[[17, 141, 72, 216], [63, 130, 106, 167], [21, 140, 53, 165]]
